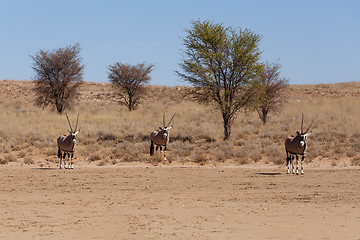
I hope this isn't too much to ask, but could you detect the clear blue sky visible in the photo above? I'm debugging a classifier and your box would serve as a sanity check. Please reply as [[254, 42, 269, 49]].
[[1, 0, 359, 86]]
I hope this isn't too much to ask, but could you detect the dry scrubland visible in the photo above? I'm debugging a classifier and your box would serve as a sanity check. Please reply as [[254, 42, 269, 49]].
[[1, 80, 360, 169], [2, 80, 360, 240]]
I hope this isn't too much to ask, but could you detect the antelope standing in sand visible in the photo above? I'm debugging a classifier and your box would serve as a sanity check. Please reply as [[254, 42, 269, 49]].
[[285, 114, 318, 175], [150, 113, 176, 163], [57, 113, 80, 169]]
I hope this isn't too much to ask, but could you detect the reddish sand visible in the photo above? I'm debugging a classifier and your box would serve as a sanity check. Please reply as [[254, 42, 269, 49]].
[[0, 164, 359, 239]]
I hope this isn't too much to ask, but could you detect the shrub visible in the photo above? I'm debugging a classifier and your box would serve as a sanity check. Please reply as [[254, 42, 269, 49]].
[[24, 157, 34, 165], [237, 157, 249, 165], [0, 157, 8, 165], [122, 152, 140, 162], [271, 157, 284, 165], [172, 133, 194, 143], [346, 148, 356, 158], [97, 132, 117, 142], [250, 151, 262, 162], [88, 153, 102, 162], [351, 155, 360, 166], [5, 153, 17, 163], [97, 159, 108, 166], [147, 153, 164, 165], [170, 142, 193, 158], [213, 149, 226, 162], [194, 153, 209, 165], [17, 151, 26, 158]]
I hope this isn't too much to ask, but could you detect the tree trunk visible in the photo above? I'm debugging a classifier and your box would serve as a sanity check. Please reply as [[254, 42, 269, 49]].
[[223, 113, 232, 140], [257, 107, 268, 125], [262, 109, 268, 125], [55, 98, 63, 113]]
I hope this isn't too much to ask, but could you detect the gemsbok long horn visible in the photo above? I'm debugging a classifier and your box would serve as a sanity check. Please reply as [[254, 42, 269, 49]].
[[167, 113, 176, 127], [163, 113, 166, 127], [66, 113, 73, 132], [75, 113, 79, 132], [304, 114, 318, 134], [285, 114, 318, 175]]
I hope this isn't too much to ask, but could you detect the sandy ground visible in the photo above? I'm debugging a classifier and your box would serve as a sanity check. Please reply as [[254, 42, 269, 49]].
[[0, 164, 360, 240]]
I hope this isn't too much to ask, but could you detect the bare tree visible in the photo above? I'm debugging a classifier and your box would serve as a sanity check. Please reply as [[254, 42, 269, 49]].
[[108, 62, 154, 111], [255, 61, 289, 125], [31, 43, 84, 113], [177, 20, 262, 140]]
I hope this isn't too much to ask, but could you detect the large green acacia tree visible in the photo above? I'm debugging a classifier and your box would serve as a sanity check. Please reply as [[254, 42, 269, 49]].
[[177, 20, 263, 140]]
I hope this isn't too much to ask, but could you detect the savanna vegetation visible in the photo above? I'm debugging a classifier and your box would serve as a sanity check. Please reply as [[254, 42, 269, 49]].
[[1, 80, 360, 168]]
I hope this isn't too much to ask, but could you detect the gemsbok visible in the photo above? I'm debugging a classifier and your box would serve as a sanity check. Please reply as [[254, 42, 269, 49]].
[[285, 114, 318, 175], [150, 113, 176, 163], [57, 113, 80, 169]]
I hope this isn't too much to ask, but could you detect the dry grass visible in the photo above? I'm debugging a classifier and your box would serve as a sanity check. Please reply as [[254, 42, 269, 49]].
[[1, 80, 360, 167]]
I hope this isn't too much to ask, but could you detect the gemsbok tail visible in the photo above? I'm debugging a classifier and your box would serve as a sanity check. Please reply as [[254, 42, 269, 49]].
[[150, 140, 154, 156], [58, 147, 61, 158]]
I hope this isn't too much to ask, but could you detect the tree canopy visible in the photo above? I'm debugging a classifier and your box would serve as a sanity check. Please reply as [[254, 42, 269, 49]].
[[177, 20, 263, 140], [108, 62, 154, 111], [31, 43, 84, 113], [255, 61, 289, 125]]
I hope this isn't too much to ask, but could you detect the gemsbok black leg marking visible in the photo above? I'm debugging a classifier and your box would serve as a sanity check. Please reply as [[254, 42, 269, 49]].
[[164, 146, 168, 162], [295, 154, 299, 175], [150, 140, 154, 156], [301, 155, 305, 175], [286, 151, 291, 174]]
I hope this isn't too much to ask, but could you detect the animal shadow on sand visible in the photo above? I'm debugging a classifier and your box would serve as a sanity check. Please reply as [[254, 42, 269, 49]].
[[32, 167, 59, 170], [256, 172, 282, 176]]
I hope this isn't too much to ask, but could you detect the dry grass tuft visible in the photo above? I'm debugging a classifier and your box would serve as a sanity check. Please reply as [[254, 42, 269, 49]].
[[351, 156, 360, 166], [0, 157, 8, 165], [5, 153, 18, 163], [24, 157, 35, 165], [194, 152, 209, 165]]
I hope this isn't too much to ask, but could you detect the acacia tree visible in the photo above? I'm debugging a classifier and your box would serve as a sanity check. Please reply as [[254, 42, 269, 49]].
[[108, 62, 154, 111], [177, 20, 263, 140], [255, 61, 289, 125], [31, 44, 84, 113]]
